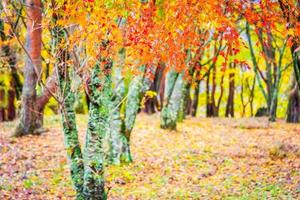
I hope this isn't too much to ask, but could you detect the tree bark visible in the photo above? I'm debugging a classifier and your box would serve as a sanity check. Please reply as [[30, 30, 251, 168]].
[[190, 78, 200, 117], [58, 68, 84, 199], [14, 0, 42, 136], [122, 66, 152, 162], [83, 64, 110, 199], [7, 89, 16, 121], [35, 73, 57, 129], [143, 63, 165, 114], [177, 81, 190, 122], [51, 6, 85, 198], [206, 70, 212, 117], [160, 71, 183, 130], [107, 65, 125, 164], [0, 88, 6, 122], [287, 76, 300, 123], [225, 62, 235, 117]]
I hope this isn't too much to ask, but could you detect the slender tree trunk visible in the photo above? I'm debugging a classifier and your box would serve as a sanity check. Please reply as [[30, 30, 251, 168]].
[[292, 43, 300, 92], [191, 79, 200, 117], [206, 70, 212, 117], [143, 81, 157, 114], [211, 64, 218, 117], [143, 63, 165, 114], [108, 65, 125, 164], [216, 67, 226, 117], [0, 88, 6, 122], [287, 76, 300, 123], [249, 77, 256, 117], [246, 22, 268, 104], [108, 96, 124, 164], [14, 0, 42, 136], [225, 62, 235, 117], [7, 89, 16, 120], [240, 74, 248, 117], [122, 66, 152, 162], [121, 76, 143, 162], [58, 68, 84, 199], [183, 82, 192, 115], [160, 71, 183, 130], [35, 74, 57, 128], [159, 65, 166, 111]]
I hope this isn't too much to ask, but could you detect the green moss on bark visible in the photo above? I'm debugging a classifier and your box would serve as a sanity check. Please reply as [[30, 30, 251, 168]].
[[160, 71, 184, 130]]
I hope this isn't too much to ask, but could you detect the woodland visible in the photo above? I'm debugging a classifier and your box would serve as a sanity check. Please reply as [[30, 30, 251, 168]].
[[0, 0, 300, 199]]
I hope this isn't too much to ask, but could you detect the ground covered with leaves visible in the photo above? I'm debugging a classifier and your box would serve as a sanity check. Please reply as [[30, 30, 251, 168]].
[[0, 114, 300, 199]]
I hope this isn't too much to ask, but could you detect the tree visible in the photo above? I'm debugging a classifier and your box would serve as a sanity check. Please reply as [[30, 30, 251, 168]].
[[287, 77, 300, 123], [225, 62, 236, 117], [14, 0, 43, 136], [160, 71, 183, 130]]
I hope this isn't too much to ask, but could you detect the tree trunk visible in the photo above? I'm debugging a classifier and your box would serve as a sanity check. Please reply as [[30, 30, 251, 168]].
[[7, 89, 16, 121], [14, 0, 42, 136], [160, 71, 183, 130], [190, 79, 200, 117], [206, 70, 212, 117], [225, 62, 235, 117], [158, 64, 166, 111], [0, 88, 6, 122], [122, 76, 143, 162], [35, 74, 57, 129], [58, 68, 84, 199], [143, 63, 165, 114], [287, 77, 300, 123], [249, 77, 256, 117], [108, 65, 125, 164], [108, 97, 124, 164], [52, 7, 85, 198], [292, 44, 300, 92], [83, 64, 110, 199], [143, 81, 157, 114], [177, 81, 190, 122], [122, 68, 151, 162]]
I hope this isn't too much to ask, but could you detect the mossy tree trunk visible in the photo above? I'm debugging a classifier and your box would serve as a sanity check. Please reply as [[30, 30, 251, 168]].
[[121, 74, 144, 163], [108, 63, 125, 164], [160, 71, 184, 130], [177, 49, 193, 121], [57, 67, 84, 199], [114, 66, 154, 163], [52, 8, 84, 198], [177, 81, 190, 122], [83, 60, 113, 199]]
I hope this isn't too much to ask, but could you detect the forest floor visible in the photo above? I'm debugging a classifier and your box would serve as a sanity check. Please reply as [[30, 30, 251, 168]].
[[0, 114, 300, 199]]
